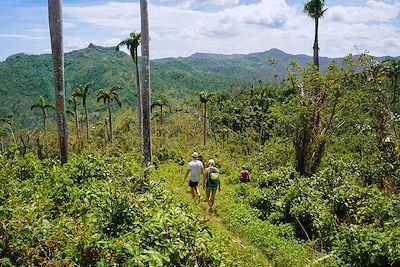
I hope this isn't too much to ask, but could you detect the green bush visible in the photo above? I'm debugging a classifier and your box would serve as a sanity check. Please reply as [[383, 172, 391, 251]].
[[0, 153, 230, 266], [63, 153, 109, 184], [336, 226, 391, 267]]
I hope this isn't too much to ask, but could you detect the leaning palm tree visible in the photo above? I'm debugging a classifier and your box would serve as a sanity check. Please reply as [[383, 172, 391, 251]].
[[0, 117, 16, 143], [48, 0, 68, 164], [304, 0, 327, 69], [140, 0, 152, 164], [116, 32, 142, 135], [200, 91, 212, 146], [73, 82, 93, 139], [31, 95, 55, 132], [97, 86, 122, 143], [67, 95, 80, 137]]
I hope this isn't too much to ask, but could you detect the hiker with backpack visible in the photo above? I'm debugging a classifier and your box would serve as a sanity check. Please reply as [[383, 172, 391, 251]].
[[183, 152, 204, 201], [203, 159, 221, 213], [239, 166, 250, 183]]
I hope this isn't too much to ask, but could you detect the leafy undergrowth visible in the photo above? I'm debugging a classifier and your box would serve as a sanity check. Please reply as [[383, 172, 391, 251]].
[[151, 143, 400, 267], [241, 163, 400, 267], [0, 153, 233, 266], [153, 161, 321, 267]]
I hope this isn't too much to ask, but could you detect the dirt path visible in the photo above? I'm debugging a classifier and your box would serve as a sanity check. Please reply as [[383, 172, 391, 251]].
[[152, 162, 272, 267]]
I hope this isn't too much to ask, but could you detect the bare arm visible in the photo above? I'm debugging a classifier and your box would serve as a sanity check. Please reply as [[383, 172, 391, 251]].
[[202, 167, 206, 188], [183, 169, 190, 183]]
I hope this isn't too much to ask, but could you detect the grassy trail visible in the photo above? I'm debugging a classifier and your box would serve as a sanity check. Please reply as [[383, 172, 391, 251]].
[[152, 162, 272, 267]]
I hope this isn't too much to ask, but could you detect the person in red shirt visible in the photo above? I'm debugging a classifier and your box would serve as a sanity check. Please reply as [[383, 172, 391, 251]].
[[239, 166, 250, 183]]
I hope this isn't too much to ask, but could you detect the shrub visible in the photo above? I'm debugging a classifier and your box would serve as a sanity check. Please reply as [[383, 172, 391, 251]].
[[336, 226, 390, 267], [63, 153, 109, 184]]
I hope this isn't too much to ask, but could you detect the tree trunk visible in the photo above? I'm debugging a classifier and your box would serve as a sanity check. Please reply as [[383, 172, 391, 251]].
[[10, 126, 16, 143], [203, 102, 207, 146], [0, 137, 3, 154], [160, 105, 163, 127], [259, 122, 264, 150], [140, 0, 152, 165], [313, 18, 319, 69], [84, 98, 89, 139], [48, 0, 68, 164], [134, 51, 143, 135], [74, 108, 79, 137], [393, 76, 398, 103], [42, 109, 47, 132], [104, 118, 109, 142], [108, 103, 113, 143]]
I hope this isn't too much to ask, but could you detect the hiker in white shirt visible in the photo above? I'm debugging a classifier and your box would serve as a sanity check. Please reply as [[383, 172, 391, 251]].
[[183, 152, 204, 200]]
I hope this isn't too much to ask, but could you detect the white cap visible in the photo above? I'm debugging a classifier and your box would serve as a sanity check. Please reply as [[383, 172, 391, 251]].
[[208, 159, 215, 166]]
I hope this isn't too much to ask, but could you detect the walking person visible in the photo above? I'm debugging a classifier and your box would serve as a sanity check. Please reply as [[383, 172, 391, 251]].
[[203, 159, 221, 213], [239, 166, 250, 183], [183, 152, 204, 201]]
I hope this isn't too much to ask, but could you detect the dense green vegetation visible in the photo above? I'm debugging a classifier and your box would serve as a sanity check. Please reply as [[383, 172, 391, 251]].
[[0, 151, 235, 266], [1, 39, 400, 266]]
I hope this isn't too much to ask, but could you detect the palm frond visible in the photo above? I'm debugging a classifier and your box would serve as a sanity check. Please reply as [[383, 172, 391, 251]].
[[30, 103, 40, 110]]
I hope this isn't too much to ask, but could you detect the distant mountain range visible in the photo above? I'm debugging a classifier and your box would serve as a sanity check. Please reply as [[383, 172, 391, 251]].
[[0, 44, 398, 129]]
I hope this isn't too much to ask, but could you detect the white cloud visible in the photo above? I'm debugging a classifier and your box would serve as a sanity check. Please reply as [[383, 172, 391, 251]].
[[326, 0, 400, 24], [218, 0, 293, 27], [151, 0, 240, 8], [25, 28, 48, 33], [0, 33, 47, 40], [101, 38, 122, 47], [64, 36, 91, 50], [64, 2, 140, 29], [51, 0, 400, 58]]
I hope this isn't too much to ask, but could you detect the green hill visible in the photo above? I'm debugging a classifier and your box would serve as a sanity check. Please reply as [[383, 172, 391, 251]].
[[0, 44, 397, 129]]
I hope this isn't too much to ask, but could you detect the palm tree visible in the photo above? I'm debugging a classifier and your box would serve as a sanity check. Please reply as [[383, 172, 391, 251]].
[[0, 128, 6, 154], [48, 0, 68, 164], [382, 59, 400, 103], [31, 95, 55, 132], [67, 95, 79, 137], [116, 32, 142, 135], [140, 0, 152, 164], [0, 117, 16, 143], [151, 94, 168, 127], [304, 0, 327, 69], [73, 82, 93, 139], [97, 86, 122, 143], [200, 91, 212, 146]]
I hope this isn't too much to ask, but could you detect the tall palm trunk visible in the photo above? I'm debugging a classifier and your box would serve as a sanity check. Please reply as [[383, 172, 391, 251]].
[[313, 18, 319, 68], [42, 109, 47, 132], [392, 76, 398, 103], [48, 0, 68, 164], [140, 0, 152, 164], [203, 102, 207, 146], [134, 48, 143, 135], [159, 105, 163, 125], [83, 98, 89, 139], [108, 103, 113, 143], [74, 108, 79, 137]]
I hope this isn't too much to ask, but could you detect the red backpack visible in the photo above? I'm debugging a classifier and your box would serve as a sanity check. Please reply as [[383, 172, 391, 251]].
[[240, 170, 249, 182]]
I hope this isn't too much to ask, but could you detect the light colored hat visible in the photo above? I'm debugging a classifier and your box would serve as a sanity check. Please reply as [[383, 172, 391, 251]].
[[191, 152, 199, 158], [208, 159, 215, 166]]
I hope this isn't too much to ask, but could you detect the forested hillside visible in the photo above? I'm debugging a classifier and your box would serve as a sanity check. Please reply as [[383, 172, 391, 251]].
[[3, 44, 396, 129]]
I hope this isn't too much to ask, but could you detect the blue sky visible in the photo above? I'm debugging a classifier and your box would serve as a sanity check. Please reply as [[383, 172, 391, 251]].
[[0, 0, 399, 60]]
